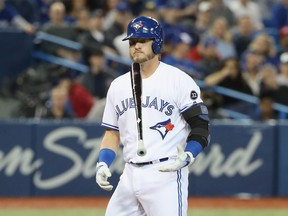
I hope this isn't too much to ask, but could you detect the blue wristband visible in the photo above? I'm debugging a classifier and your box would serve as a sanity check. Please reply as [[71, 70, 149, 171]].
[[98, 148, 116, 167], [185, 140, 203, 157]]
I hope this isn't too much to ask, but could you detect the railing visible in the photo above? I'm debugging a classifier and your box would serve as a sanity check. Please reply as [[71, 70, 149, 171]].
[[196, 80, 288, 119], [32, 31, 288, 119], [34, 31, 82, 50], [33, 51, 89, 73], [33, 31, 132, 72]]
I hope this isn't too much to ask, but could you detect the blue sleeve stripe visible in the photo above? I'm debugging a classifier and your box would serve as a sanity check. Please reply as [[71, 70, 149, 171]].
[[180, 104, 195, 113], [101, 122, 119, 131]]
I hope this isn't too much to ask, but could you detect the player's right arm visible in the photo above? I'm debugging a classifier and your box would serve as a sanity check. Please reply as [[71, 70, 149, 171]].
[[96, 129, 120, 191], [100, 129, 120, 153]]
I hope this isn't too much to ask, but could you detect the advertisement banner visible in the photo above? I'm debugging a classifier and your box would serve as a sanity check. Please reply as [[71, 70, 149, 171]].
[[0, 121, 34, 196], [188, 122, 276, 197], [277, 122, 288, 196], [33, 120, 110, 196], [0, 120, 281, 197]]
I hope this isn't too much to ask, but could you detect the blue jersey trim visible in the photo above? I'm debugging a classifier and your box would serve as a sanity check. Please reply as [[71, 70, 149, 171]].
[[180, 105, 192, 113], [177, 170, 183, 216], [101, 122, 119, 131]]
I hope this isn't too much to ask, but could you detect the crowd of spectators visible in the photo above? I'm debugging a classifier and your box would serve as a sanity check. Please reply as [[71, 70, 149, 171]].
[[1, 0, 288, 121]]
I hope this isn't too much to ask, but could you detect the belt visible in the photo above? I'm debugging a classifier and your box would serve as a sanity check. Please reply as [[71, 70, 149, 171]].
[[129, 157, 171, 167]]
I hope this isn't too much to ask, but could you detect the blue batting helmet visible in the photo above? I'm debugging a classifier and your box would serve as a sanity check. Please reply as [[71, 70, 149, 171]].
[[122, 16, 163, 54]]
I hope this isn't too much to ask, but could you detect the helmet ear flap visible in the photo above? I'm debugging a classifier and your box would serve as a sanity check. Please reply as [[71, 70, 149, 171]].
[[152, 39, 161, 54], [151, 25, 163, 54]]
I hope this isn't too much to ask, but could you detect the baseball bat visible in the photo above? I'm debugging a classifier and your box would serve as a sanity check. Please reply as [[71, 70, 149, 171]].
[[130, 62, 147, 157]]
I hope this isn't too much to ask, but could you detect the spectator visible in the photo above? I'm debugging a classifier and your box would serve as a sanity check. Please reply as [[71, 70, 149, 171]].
[[201, 17, 237, 60], [252, 90, 278, 121], [102, 0, 122, 31], [105, 2, 132, 48], [278, 52, 288, 87], [197, 38, 223, 77], [210, 0, 236, 27], [0, 0, 36, 34], [122, 0, 144, 17], [42, 86, 73, 119], [39, 1, 81, 61], [258, 63, 288, 106], [204, 58, 253, 105], [259, 64, 279, 93], [241, 33, 278, 68], [226, 0, 263, 30], [223, 0, 274, 17], [34, 0, 54, 25], [277, 26, 288, 56], [74, 8, 90, 37], [63, 0, 90, 24], [6, 0, 39, 24], [112, 11, 133, 59], [258, 64, 283, 102], [193, 1, 213, 37], [79, 9, 117, 64], [139, 0, 159, 19], [253, 0, 274, 24], [270, 0, 288, 30], [241, 51, 265, 96], [158, 0, 197, 33], [41, 1, 69, 30], [58, 75, 94, 119], [201, 89, 228, 119], [232, 15, 259, 58], [88, 0, 105, 11], [162, 31, 203, 79], [77, 48, 116, 100], [186, 1, 213, 63]]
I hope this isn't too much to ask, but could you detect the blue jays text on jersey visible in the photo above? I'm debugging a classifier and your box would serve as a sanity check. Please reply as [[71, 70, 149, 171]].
[[115, 95, 175, 119]]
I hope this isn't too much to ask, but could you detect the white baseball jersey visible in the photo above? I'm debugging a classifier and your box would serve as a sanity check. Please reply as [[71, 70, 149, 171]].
[[102, 62, 203, 163]]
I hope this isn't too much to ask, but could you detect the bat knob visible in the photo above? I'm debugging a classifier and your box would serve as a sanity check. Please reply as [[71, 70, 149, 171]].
[[137, 140, 146, 156], [137, 148, 147, 157]]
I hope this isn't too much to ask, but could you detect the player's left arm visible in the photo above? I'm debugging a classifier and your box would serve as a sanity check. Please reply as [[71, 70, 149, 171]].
[[182, 102, 210, 158], [159, 103, 210, 172], [159, 74, 210, 172]]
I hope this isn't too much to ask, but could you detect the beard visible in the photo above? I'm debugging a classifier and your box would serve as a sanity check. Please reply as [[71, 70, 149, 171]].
[[130, 51, 156, 63]]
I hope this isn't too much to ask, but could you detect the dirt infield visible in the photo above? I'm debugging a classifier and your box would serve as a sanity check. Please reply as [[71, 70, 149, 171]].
[[0, 197, 287, 209]]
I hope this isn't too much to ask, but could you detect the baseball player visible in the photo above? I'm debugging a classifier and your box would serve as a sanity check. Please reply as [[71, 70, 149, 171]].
[[96, 16, 210, 216]]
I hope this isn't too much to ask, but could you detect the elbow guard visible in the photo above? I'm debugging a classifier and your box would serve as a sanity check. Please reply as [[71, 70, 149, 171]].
[[182, 103, 210, 148]]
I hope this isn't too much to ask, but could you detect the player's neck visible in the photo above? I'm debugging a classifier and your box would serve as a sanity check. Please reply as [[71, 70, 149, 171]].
[[140, 56, 160, 79]]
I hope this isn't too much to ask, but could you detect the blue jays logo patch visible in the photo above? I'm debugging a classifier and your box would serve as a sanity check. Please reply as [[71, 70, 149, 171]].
[[132, 22, 143, 31], [150, 119, 174, 140]]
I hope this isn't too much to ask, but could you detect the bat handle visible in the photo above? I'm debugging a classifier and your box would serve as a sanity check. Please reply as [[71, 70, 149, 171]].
[[137, 140, 147, 157]]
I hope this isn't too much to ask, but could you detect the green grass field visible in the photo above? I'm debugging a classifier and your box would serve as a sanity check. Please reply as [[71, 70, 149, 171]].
[[1, 208, 288, 216]]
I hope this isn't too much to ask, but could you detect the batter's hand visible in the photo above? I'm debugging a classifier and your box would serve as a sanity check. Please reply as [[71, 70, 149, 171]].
[[159, 146, 195, 172], [96, 162, 113, 191]]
